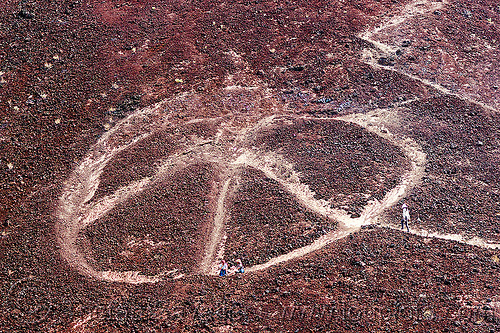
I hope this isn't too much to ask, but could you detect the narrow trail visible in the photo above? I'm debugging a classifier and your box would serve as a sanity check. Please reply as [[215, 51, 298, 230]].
[[247, 228, 356, 272], [358, 0, 448, 52], [246, 113, 427, 272], [246, 112, 499, 272], [55, 99, 201, 284], [381, 224, 500, 250], [357, 0, 499, 114], [200, 176, 233, 274], [55, 90, 270, 283], [361, 57, 499, 114], [57, 144, 216, 283]]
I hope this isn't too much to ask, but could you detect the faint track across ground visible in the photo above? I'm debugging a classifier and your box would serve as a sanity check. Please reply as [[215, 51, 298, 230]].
[[358, 0, 499, 114]]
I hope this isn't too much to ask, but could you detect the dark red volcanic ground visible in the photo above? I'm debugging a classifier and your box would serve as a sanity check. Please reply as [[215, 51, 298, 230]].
[[1, 0, 499, 332], [86, 162, 217, 276]]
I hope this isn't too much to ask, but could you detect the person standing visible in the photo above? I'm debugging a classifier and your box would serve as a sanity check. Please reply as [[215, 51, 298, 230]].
[[401, 203, 410, 232], [219, 259, 228, 277]]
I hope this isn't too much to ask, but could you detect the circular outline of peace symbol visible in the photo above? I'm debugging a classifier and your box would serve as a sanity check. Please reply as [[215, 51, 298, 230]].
[[55, 86, 425, 284]]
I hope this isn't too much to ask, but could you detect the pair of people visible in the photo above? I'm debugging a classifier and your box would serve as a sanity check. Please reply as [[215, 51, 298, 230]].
[[219, 259, 244, 277]]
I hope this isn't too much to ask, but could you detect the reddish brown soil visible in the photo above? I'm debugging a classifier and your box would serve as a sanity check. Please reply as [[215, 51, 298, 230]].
[[386, 96, 500, 242], [253, 118, 410, 211], [1, 0, 499, 332], [93, 129, 179, 201], [46, 228, 499, 333], [85, 163, 217, 276], [370, 0, 500, 110], [225, 167, 334, 267], [94, 120, 219, 200]]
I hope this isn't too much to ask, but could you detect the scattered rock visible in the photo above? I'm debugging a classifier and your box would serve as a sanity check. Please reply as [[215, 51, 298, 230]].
[[401, 40, 412, 47], [361, 224, 375, 230], [351, 260, 366, 267], [288, 65, 304, 71], [110, 95, 142, 118], [462, 10, 472, 18], [377, 57, 395, 66], [17, 10, 34, 19], [313, 97, 333, 104], [3, 1, 500, 332]]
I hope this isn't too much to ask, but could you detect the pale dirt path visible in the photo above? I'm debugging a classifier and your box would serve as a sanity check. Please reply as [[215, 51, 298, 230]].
[[381, 224, 500, 250], [246, 228, 356, 272], [245, 111, 499, 273], [57, 144, 220, 283], [361, 56, 499, 114], [358, 0, 449, 54], [246, 113, 427, 272], [56, 105, 163, 283], [56, 89, 498, 284], [55, 88, 274, 283], [55, 98, 206, 284], [358, 0, 499, 114], [200, 176, 233, 274]]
